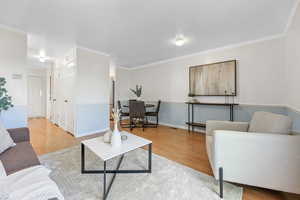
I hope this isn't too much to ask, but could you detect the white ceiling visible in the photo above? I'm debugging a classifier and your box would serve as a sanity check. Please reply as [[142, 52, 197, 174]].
[[0, 0, 297, 67]]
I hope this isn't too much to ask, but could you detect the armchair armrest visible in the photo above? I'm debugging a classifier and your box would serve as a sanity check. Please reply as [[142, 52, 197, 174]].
[[7, 128, 30, 143], [212, 130, 300, 194], [206, 120, 249, 136]]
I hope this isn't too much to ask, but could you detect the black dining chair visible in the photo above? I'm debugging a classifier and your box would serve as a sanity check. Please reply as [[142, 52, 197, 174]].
[[129, 101, 146, 131], [146, 100, 161, 128], [118, 100, 129, 127]]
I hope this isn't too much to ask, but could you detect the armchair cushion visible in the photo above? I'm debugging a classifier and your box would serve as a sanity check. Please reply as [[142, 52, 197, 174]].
[[206, 120, 249, 136], [249, 112, 292, 135]]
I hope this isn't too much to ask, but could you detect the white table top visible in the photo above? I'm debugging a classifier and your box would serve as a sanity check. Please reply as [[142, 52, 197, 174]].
[[81, 131, 152, 161]]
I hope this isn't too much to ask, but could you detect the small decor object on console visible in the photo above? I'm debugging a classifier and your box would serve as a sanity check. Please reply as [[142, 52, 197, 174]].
[[111, 108, 122, 147], [0, 77, 13, 113], [130, 85, 142, 101], [187, 93, 199, 103]]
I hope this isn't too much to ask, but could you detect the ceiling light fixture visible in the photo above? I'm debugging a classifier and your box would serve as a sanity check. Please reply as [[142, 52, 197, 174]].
[[67, 62, 75, 68], [38, 50, 47, 63], [39, 56, 46, 63], [174, 35, 186, 46]]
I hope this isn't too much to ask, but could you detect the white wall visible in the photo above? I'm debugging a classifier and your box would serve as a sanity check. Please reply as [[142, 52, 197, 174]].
[[0, 27, 28, 128], [0, 27, 27, 106], [286, 3, 300, 111], [124, 37, 286, 106], [116, 67, 132, 101], [74, 48, 111, 136], [76, 48, 110, 104]]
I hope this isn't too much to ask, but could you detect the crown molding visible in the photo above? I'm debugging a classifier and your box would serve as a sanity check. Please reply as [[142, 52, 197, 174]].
[[0, 24, 26, 35], [76, 46, 110, 57], [116, 66, 132, 70], [129, 34, 285, 70], [284, 0, 300, 33]]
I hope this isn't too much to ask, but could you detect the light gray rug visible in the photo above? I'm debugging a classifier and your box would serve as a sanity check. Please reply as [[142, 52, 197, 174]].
[[39, 145, 242, 200]]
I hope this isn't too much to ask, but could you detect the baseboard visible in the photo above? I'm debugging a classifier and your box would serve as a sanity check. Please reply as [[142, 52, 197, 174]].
[[149, 120, 204, 133], [75, 128, 109, 138]]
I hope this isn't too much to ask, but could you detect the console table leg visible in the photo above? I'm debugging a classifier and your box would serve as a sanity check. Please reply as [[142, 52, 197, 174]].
[[230, 105, 234, 121], [188, 104, 190, 132], [148, 143, 152, 173], [192, 104, 194, 132]]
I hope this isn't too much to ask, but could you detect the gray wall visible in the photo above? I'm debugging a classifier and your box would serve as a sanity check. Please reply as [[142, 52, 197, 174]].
[[146, 101, 299, 133], [119, 100, 300, 133]]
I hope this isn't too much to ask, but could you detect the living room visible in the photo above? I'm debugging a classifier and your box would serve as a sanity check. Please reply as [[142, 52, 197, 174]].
[[0, 1, 300, 200]]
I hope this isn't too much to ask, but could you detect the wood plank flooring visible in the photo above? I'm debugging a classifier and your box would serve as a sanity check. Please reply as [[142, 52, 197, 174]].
[[28, 118, 298, 200]]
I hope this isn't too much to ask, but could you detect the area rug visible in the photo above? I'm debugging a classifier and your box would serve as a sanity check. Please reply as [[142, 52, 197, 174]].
[[39, 145, 243, 200]]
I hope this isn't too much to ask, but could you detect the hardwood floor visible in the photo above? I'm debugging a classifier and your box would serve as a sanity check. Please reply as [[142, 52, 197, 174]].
[[28, 118, 297, 200]]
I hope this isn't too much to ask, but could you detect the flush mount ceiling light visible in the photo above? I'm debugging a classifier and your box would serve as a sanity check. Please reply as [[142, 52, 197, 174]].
[[174, 35, 186, 46], [39, 56, 46, 63], [38, 50, 47, 63]]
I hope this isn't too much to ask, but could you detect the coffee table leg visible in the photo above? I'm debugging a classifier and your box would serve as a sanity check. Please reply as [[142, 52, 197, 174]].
[[103, 161, 106, 200], [81, 143, 85, 173], [148, 143, 152, 173]]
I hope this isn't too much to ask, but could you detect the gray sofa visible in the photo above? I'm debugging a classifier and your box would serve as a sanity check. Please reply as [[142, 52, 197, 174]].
[[0, 127, 40, 175]]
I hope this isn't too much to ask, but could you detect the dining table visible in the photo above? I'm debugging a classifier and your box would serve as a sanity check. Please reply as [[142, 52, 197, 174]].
[[123, 103, 155, 108]]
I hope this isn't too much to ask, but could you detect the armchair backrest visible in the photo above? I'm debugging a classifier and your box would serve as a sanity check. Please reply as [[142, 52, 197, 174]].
[[249, 111, 292, 135]]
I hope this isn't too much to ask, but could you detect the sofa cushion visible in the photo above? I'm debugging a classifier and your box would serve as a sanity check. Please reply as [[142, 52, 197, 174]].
[[0, 121, 15, 154], [249, 111, 292, 135], [206, 120, 249, 136], [0, 142, 40, 175]]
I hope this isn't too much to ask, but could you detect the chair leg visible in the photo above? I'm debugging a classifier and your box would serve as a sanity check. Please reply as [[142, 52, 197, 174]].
[[120, 116, 123, 127], [130, 118, 133, 131], [219, 167, 223, 199], [156, 115, 159, 128]]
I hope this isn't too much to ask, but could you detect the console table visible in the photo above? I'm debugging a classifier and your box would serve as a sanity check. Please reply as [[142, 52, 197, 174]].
[[185, 102, 239, 132]]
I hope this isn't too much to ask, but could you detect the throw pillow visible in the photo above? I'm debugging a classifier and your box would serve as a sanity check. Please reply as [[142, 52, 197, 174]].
[[249, 111, 292, 134], [0, 160, 7, 178], [0, 121, 15, 154]]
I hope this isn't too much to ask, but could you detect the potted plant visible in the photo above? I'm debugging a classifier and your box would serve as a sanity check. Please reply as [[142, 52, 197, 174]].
[[130, 85, 142, 101], [0, 77, 13, 114]]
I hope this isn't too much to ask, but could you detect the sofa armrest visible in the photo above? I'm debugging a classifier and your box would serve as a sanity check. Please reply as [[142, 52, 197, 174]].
[[206, 120, 249, 136], [211, 130, 300, 194], [7, 128, 30, 143]]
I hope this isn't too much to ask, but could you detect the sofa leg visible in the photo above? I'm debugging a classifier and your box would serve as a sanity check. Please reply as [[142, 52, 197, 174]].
[[219, 167, 223, 199]]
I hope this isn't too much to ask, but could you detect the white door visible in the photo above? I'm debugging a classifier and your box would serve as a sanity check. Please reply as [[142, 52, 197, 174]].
[[28, 76, 43, 118], [58, 65, 75, 134], [63, 66, 75, 134], [51, 68, 60, 125]]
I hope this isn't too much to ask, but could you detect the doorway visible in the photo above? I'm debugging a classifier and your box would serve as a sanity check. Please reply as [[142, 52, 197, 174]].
[[28, 75, 46, 118]]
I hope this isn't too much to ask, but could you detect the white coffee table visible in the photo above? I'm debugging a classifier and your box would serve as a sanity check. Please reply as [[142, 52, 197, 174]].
[[81, 131, 152, 200]]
